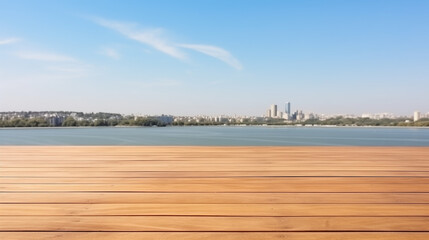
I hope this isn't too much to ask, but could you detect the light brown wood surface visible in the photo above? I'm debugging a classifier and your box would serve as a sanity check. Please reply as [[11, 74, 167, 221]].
[[1, 146, 429, 239]]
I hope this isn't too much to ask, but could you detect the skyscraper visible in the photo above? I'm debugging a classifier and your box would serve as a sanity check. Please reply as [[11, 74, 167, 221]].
[[270, 104, 277, 118], [285, 102, 291, 118], [414, 111, 421, 122]]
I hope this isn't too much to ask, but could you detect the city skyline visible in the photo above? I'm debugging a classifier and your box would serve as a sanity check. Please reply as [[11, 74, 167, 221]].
[[1, 1, 429, 116], [1, 108, 426, 120]]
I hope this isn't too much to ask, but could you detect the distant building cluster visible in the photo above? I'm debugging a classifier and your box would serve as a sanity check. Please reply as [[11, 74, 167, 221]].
[[266, 102, 315, 121], [173, 115, 264, 124], [263, 103, 428, 123], [361, 113, 397, 120]]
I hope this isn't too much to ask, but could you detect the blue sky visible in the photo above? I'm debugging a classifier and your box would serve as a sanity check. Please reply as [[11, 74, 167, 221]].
[[0, 0, 428, 116]]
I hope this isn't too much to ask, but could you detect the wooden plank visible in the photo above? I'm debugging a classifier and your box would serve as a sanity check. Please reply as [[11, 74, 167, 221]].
[[3, 177, 429, 184], [1, 216, 429, 231], [2, 165, 429, 171], [3, 170, 429, 177], [1, 183, 429, 192], [2, 193, 429, 204], [2, 154, 428, 159], [1, 232, 429, 240], [2, 158, 424, 162], [2, 204, 429, 216], [4, 161, 429, 168]]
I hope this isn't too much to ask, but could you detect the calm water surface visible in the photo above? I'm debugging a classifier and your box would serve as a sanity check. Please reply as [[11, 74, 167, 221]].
[[0, 126, 428, 146]]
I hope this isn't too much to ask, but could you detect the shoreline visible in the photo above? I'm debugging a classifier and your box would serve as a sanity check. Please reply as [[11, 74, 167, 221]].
[[0, 125, 428, 130]]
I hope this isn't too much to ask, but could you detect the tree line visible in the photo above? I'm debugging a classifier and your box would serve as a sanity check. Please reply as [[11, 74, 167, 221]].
[[0, 117, 167, 128], [1, 116, 428, 128], [300, 117, 429, 127]]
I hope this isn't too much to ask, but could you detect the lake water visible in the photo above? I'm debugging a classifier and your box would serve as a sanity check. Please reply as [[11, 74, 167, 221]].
[[0, 126, 428, 146]]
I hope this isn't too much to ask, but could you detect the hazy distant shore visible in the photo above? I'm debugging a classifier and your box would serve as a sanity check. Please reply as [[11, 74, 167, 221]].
[[1, 125, 428, 130]]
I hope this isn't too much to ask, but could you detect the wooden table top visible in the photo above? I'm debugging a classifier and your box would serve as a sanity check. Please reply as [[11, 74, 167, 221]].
[[1, 146, 429, 239]]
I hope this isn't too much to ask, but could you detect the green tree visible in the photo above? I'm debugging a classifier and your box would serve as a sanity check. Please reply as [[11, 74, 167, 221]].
[[62, 117, 77, 127]]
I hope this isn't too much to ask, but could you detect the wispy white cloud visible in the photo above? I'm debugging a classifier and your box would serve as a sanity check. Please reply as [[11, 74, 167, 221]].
[[179, 44, 242, 70], [0, 38, 21, 45], [93, 18, 185, 59], [15, 51, 76, 62], [91, 17, 242, 70], [100, 47, 120, 59]]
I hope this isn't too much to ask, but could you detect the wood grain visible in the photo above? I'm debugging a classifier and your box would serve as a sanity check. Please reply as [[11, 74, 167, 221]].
[[1, 216, 429, 231], [1, 146, 428, 240], [2, 193, 429, 204], [2, 233, 429, 240], [2, 203, 429, 216]]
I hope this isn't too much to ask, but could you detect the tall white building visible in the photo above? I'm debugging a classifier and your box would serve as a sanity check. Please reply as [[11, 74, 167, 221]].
[[414, 111, 421, 122], [270, 104, 277, 118]]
